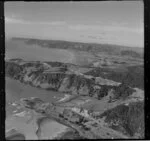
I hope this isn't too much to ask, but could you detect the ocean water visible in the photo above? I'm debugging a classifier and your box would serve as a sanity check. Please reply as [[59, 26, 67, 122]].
[[5, 40, 75, 63], [6, 77, 65, 116], [5, 77, 68, 139]]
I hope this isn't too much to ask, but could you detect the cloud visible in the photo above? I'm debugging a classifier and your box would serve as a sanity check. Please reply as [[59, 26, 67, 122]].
[[5, 17, 29, 24], [68, 23, 143, 34], [5, 16, 143, 34], [5, 16, 66, 26], [37, 21, 66, 25]]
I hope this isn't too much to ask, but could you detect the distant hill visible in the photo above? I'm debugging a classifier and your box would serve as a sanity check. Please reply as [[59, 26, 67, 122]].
[[85, 65, 144, 89], [11, 37, 143, 59], [121, 50, 143, 58]]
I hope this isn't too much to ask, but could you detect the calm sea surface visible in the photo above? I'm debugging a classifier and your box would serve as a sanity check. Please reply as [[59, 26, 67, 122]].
[[5, 77, 68, 139]]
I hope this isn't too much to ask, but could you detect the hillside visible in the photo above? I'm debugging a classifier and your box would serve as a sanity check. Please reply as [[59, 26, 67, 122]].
[[5, 58, 144, 139], [99, 101, 144, 138], [5, 59, 139, 101], [85, 65, 144, 89], [11, 37, 143, 59]]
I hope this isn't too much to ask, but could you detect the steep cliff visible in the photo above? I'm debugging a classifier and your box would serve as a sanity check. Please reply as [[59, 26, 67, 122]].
[[5, 59, 136, 100]]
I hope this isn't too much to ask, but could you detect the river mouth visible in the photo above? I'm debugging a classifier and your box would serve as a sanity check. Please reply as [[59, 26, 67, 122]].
[[5, 77, 70, 140]]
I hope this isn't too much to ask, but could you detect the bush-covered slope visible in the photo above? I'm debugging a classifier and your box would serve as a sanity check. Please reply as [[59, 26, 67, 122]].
[[85, 65, 144, 89], [99, 101, 144, 138]]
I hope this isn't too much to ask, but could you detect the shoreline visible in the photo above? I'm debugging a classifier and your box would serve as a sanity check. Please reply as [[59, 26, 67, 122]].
[[36, 116, 69, 139]]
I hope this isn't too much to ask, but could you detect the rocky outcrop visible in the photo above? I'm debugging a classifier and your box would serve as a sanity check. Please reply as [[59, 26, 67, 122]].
[[5, 59, 136, 100]]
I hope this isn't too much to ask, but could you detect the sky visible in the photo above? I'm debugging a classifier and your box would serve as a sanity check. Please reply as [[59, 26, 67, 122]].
[[5, 1, 144, 47]]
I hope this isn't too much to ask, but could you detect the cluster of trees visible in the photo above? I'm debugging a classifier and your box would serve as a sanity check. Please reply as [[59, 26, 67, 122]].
[[85, 65, 144, 90], [99, 101, 144, 137], [5, 62, 23, 79], [97, 85, 112, 100], [121, 50, 142, 58], [89, 83, 135, 101], [113, 83, 135, 100]]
